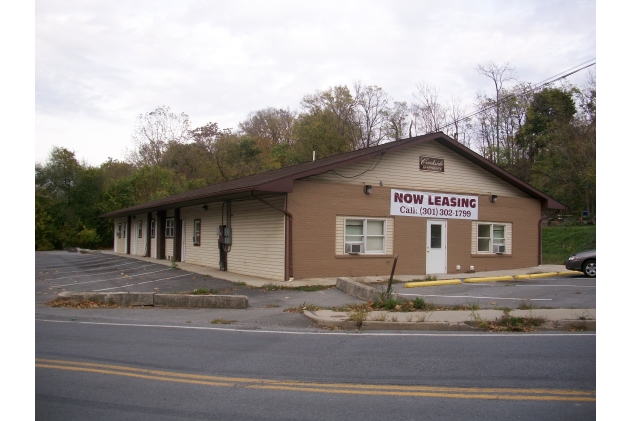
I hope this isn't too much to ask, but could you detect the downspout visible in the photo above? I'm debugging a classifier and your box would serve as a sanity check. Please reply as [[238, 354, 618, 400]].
[[251, 192, 293, 281]]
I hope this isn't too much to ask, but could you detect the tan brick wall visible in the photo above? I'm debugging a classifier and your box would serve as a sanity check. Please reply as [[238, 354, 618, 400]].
[[288, 180, 541, 279]]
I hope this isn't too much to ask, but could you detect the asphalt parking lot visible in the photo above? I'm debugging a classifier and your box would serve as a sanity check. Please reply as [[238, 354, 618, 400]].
[[391, 275, 595, 309], [35, 252, 363, 329], [36, 251, 595, 312]]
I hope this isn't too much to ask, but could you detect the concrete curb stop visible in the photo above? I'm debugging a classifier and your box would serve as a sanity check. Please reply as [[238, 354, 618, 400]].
[[335, 277, 414, 302], [404, 279, 462, 288], [56, 291, 248, 309], [464, 275, 514, 283]]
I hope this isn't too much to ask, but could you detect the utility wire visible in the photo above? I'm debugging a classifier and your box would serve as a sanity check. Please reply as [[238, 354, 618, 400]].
[[437, 59, 596, 133]]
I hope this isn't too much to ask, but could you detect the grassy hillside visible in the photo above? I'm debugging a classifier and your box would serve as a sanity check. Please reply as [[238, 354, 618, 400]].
[[542, 225, 596, 264]]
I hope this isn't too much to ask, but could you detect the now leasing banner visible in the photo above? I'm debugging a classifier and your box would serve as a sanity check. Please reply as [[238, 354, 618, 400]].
[[390, 189, 479, 220]]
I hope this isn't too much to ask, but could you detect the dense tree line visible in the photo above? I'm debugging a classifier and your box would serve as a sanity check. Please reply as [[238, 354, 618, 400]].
[[35, 64, 596, 250]]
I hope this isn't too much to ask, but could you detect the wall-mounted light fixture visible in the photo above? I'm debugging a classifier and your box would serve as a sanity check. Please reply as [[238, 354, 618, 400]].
[[364, 185, 372, 195], [202, 205, 208, 211], [489, 194, 498, 203]]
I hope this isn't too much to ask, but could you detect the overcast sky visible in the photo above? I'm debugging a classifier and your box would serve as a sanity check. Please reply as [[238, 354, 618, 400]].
[[35, 0, 596, 166]]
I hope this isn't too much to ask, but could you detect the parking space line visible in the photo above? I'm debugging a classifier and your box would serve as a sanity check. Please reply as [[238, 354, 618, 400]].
[[513, 285, 595, 288], [93, 273, 192, 291], [39, 261, 141, 276], [52, 268, 174, 288], [397, 293, 552, 301], [43, 263, 163, 281], [36, 255, 122, 270]]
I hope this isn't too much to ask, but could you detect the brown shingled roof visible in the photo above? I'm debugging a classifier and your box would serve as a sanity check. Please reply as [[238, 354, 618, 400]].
[[100, 132, 564, 218]]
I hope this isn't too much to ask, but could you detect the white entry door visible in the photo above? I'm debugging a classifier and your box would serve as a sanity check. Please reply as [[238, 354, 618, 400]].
[[426, 219, 447, 274]]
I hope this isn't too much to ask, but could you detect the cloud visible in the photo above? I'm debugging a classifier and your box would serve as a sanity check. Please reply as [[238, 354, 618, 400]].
[[35, 0, 596, 165]]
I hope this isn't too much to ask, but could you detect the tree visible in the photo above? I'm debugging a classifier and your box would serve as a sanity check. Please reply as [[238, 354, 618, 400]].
[[385, 101, 411, 141], [476, 62, 518, 163], [411, 82, 448, 135], [300, 86, 360, 150], [516, 87, 577, 166], [292, 110, 353, 162], [190, 122, 221, 153], [35, 147, 81, 202], [353, 82, 391, 148], [210, 132, 269, 181], [239, 107, 296, 149], [126, 106, 192, 167]]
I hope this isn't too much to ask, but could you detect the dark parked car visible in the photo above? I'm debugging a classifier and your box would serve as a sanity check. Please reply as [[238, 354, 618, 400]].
[[565, 250, 596, 278]]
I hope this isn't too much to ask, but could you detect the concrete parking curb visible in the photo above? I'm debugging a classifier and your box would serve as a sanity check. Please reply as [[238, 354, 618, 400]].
[[463, 275, 514, 283], [154, 294, 248, 309], [56, 291, 248, 309]]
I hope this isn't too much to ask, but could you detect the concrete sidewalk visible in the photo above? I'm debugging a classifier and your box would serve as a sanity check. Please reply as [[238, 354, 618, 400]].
[[304, 308, 596, 331], [99, 249, 569, 287], [98, 250, 336, 287]]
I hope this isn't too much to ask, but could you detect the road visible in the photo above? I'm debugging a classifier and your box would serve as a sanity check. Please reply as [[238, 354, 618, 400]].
[[36, 318, 595, 420], [35, 252, 596, 419]]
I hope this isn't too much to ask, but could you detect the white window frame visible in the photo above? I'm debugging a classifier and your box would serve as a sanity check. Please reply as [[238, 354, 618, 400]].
[[193, 219, 201, 246], [476, 222, 506, 254], [344, 218, 386, 255], [117, 223, 122, 238], [122, 223, 126, 238], [137, 220, 142, 238], [165, 218, 175, 238], [150, 219, 155, 238]]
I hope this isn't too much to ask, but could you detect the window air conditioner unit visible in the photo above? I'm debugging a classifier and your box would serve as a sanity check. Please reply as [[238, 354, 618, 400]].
[[493, 245, 506, 254], [345, 243, 363, 254]]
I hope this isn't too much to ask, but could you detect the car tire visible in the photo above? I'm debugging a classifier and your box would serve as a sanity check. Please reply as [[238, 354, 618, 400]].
[[582, 260, 596, 278]]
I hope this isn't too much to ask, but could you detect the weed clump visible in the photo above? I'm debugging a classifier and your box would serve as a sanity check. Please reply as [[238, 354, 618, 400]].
[[191, 288, 218, 295], [47, 298, 119, 309], [284, 302, 324, 313], [210, 319, 237, 324]]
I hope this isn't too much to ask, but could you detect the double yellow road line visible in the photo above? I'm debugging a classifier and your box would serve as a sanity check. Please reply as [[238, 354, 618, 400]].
[[36, 358, 595, 402]]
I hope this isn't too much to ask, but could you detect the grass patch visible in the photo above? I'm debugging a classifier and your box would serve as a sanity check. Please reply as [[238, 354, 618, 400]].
[[370, 313, 388, 321], [233, 281, 247, 287], [261, 304, 280, 308], [46, 298, 119, 309], [332, 297, 437, 313], [451, 302, 481, 311], [542, 225, 596, 264], [210, 318, 237, 324], [471, 311, 545, 332], [261, 283, 332, 292], [284, 302, 324, 313], [191, 288, 219, 295]]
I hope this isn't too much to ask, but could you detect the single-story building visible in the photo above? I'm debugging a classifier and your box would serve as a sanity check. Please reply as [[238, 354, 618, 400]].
[[100, 132, 564, 281]]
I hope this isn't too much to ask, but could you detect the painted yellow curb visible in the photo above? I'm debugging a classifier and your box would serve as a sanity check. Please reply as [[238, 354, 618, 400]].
[[527, 272, 562, 279], [463, 276, 513, 283], [404, 279, 462, 288], [516, 271, 582, 280]]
